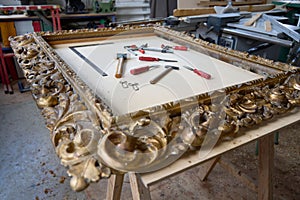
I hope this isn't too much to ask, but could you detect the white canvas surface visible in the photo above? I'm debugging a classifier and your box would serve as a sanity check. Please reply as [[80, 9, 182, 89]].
[[54, 35, 262, 115]]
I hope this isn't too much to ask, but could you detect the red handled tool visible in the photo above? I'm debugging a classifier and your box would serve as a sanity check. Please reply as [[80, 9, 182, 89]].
[[161, 44, 188, 51], [139, 56, 177, 62], [130, 65, 160, 75], [183, 65, 211, 79]]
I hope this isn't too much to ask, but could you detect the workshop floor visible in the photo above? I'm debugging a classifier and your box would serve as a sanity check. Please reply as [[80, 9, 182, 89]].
[[0, 81, 299, 200]]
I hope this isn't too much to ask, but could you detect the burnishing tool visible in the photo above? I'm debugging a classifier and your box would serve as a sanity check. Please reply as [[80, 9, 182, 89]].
[[139, 56, 177, 62], [150, 65, 179, 84], [130, 65, 160, 75], [115, 53, 128, 78], [182, 65, 211, 79]]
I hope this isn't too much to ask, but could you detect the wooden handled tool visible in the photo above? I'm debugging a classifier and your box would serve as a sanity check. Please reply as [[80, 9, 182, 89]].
[[130, 65, 160, 75], [115, 53, 128, 79], [150, 65, 179, 84]]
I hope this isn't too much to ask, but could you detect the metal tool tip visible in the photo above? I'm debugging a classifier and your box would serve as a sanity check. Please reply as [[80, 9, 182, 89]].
[[165, 65, 180, 70]]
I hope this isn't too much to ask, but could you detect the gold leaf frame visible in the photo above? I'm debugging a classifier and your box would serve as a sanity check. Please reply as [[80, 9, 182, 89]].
[[10, 25, 300, 191]]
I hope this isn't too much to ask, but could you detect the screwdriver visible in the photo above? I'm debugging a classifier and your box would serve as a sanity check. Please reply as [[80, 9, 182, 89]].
[[139, 56, 177, 62], [130, 65, 160, 75], [183, 65, 211, 79]]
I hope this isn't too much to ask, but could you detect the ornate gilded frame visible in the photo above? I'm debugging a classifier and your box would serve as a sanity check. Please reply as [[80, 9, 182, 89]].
[[10, 25, 300, 191]]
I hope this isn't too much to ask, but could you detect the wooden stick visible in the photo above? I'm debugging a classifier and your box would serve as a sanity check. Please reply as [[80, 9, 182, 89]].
[[129, 173, 151, 200], [258, 134, 274, 200], [198, 157, 220, 181], [265, 20, 272, 32], [106, 174, 124, 200], [244, 13, 263, 26]]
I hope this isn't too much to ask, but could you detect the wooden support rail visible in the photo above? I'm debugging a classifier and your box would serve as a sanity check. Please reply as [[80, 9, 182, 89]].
[[174, 4, 275, 17]]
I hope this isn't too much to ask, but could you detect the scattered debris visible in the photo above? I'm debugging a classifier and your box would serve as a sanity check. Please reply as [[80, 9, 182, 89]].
[[59, 176, 66, 184], [49, 170, 56, 177]]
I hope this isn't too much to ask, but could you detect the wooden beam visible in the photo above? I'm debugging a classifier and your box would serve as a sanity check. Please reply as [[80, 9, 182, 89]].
[[106, 173, 124, 200], [129, 173, 151, 200], [258, 134, 274, 200], [173, 4, 276, 17]]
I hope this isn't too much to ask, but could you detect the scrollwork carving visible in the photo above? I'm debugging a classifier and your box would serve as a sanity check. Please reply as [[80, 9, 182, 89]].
[[10, 34, 111, 191]]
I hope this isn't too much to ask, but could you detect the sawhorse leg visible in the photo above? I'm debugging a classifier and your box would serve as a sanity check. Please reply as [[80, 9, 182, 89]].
[[198, 156, 220, 181], [199, 134, 274, 199], [106, 173, 124, 200], [106, 173, 151, 200], [129, 173, 151, 200], [258, 134, 274, 200]]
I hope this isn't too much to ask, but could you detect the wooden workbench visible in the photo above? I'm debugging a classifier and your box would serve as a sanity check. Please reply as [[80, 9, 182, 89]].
[[105, 108, 299, 200]]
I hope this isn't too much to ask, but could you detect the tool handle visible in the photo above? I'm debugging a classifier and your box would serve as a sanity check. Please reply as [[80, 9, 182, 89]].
[[174, 46, 188, 51], [193, 69, 211, 79], [139, 56, 158, 61], [150, 67, 172, 84], [115, 57, 124, 78], [130, 66, 150, 75]]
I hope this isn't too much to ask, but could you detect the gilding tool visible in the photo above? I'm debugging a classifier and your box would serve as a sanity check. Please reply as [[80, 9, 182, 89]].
[[150, 65, 179, 84], [115, 53, 128, 78]]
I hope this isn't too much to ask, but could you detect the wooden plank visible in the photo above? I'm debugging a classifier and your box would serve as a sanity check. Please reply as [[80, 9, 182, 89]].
[[173, 7, 216, 17], [129, 173, 151, 200], [198, 157, 220, 181], [106, 173, 124, 200], [258, 134, 274, 200], [173, 4, 275, 17], [139, 109, 299, 186]]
